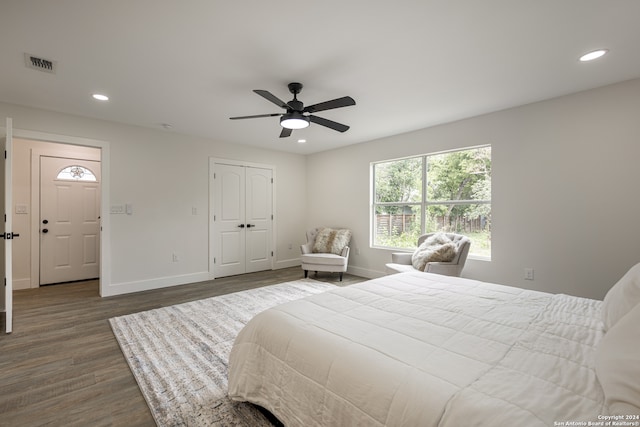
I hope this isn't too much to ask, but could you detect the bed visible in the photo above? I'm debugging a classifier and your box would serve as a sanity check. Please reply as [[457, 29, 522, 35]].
[[228, 267, 640, 426]]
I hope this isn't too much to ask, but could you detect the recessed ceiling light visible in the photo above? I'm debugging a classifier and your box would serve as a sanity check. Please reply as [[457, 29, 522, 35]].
[[297, 139, 307, 144], [92, 93, 109, 101], [579, 49, 608, 62]]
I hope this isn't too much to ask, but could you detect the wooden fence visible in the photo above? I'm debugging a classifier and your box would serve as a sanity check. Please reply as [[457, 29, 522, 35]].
[[376, 214, 489, 236]]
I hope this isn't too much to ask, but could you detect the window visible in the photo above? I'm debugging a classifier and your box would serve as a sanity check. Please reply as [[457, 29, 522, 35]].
[[372, 146, 491, 258], [56, 165, 97, 182]]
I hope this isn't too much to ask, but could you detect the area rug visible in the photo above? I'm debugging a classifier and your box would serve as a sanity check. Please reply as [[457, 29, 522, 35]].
[[109, 279, 335, 427]]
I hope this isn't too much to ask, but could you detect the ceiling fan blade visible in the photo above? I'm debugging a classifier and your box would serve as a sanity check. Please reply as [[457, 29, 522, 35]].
[[254, 90, 290, 109], [309, 115, 350, 133], [303, 96, 355, 114], [279, 127, 293, 138], [229, 113, 282, 120]]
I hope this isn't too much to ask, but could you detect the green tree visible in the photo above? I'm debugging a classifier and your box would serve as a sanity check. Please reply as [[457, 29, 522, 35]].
[[373, 147, 491, 254], [427, 147, 491, 230], [427, 148, 490, 202], [375, 157, 422, 213]]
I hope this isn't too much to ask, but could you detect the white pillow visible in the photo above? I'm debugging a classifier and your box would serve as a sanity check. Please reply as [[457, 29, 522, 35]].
[[601, 262, 640, 331], [595, 302, 640, 416], [411, 233, 457, 272]]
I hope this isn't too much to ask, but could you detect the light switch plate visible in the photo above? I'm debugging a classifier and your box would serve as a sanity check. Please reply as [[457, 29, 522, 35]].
[[110, 205, 124, 214]]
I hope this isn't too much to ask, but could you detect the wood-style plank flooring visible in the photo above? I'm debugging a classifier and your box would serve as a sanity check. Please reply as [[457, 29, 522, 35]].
[[0, 268, 366, 426]]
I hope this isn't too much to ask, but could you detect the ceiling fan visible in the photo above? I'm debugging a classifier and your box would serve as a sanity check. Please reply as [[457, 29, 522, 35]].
[[230, 82, 356, 138]]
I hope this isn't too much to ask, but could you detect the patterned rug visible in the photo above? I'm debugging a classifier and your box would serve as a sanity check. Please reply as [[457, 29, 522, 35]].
[[109, 279, 335, 427]]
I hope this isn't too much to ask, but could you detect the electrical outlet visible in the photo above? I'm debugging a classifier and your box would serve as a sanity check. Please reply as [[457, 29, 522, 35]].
[[172, 253, 179, 262], [288, 243, 293, 250], [524, 268, 534, 280]]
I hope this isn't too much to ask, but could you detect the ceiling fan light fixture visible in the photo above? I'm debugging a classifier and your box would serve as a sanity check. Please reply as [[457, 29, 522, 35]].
[[230, 83, 354, 137], [280, 112, 310, 129]]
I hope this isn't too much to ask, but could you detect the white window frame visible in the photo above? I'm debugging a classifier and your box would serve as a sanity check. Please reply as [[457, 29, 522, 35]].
[[371, 145, 491, 259]]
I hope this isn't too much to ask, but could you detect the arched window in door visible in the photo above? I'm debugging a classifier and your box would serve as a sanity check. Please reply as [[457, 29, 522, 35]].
[[55, 165, 97, 182]]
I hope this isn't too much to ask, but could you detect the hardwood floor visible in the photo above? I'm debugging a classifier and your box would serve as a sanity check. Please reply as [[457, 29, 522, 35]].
[[0, 268, 366, 426]]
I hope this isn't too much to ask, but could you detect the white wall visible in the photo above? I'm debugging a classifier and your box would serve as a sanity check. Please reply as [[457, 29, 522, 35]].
[[0, 102, 308, 296], [306, 78, 640, 300], [4, 78, 640, 300]]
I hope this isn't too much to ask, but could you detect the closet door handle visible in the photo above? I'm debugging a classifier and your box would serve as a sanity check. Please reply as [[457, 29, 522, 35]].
[[246, 224, 255, 228], [237, 224, 245, 228]]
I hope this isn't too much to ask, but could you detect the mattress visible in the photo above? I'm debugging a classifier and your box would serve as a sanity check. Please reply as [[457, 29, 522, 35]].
[[228, 272, 605, 426]]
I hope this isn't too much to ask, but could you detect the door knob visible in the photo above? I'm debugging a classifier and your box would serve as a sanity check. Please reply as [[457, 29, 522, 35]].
[[42, 219, 49, 224], [246, 224, 255, 228], [237, 224, 245, 228], [42, 228, 49, 233]]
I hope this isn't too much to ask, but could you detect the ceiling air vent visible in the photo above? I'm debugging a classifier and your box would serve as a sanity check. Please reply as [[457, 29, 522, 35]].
[[24, 53, 57, 74]]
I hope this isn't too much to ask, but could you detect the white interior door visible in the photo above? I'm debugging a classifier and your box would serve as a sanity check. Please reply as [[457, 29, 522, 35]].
[[245, 167, 272, 273], [40, 157, 101, 285], [1, 118, 14, 333], [213, 163, 272, 278], [213, 163, 246, 277]]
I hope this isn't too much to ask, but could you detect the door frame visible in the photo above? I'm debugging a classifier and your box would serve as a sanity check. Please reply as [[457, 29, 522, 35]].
[[35, 154, 102, 286], [12, 128, 111, 296], [2, 118, 14, 333], [209, 157, 276, 280]]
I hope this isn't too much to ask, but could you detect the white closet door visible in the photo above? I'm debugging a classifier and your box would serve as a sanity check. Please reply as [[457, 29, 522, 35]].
[[245, 167, 272, 273], [213, 164, 246, 277], [213, 163, 273, 278]]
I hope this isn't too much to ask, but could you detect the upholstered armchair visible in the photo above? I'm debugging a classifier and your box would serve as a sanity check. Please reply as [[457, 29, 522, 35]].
[[301, 227, 352, 281], [385, 232, 471, 277]]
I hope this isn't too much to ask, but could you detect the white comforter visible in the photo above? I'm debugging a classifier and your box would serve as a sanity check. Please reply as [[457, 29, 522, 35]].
[[228, 272, 605, 426]]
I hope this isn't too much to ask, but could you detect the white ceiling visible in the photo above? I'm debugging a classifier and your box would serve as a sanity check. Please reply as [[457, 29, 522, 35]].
[[1, 1, 639, 155]]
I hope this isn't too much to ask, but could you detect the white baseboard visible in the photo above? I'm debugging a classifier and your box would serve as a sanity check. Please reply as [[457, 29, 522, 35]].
[[102, 260, 303, 297], [102, 271, 211, 297], [274, 258, 301, 269], [276, 260, 386, 281], [346, 265, 386, 280], [13, 278, 32, 290], [100, 263, 384, 297]]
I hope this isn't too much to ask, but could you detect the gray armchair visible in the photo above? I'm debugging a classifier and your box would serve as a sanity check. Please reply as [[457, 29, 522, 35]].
[[385, 232, 471, 277]]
